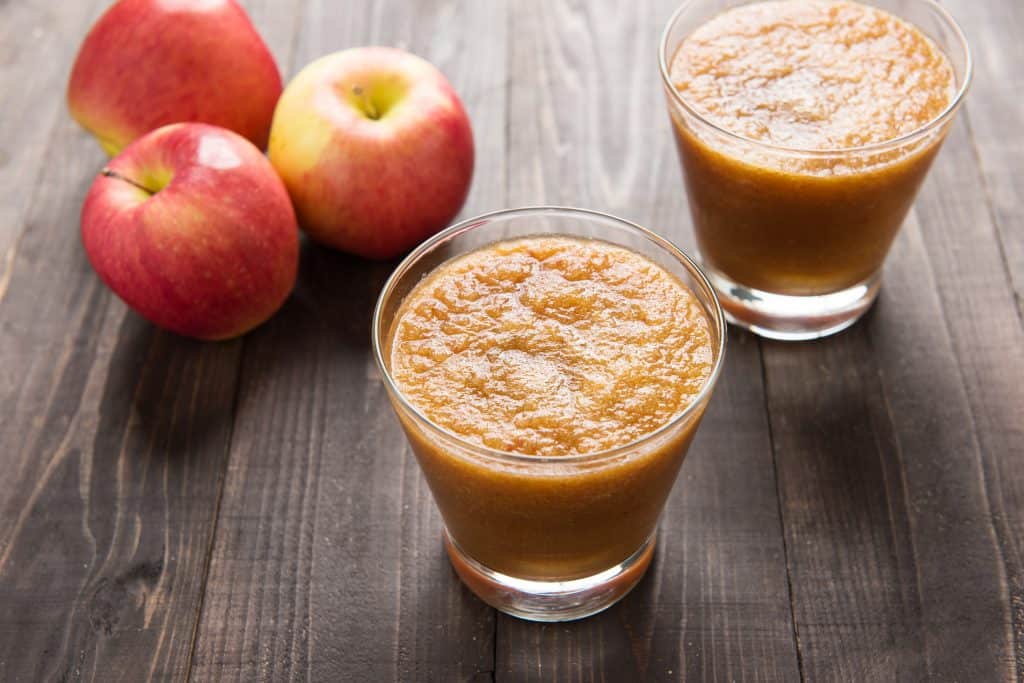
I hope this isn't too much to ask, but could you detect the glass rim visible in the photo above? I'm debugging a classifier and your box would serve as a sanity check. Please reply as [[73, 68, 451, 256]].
[[658, 0, 973, 156], [371, 205, 727, 465]]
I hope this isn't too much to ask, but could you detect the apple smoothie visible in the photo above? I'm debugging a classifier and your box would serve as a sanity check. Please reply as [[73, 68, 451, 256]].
[[662, 0, 966, 317], [384, 236, 716, 579]]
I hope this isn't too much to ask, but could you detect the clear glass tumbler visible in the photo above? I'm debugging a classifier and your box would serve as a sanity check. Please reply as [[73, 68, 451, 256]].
[[660, 0, 971, 340], [372, 207, 726, 621]]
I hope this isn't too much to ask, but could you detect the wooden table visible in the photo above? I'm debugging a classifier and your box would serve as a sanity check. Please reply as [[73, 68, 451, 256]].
[[2, 1, 1021, 680]]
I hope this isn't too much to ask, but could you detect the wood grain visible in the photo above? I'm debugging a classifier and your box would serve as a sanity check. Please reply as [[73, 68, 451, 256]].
[[761, 116, 1018, 679], [0, 0, 105, 265], [499, 1, 800, 680], [917, 2, 1024, 674], [189, 1, 508, 680], [943, 0, 1024, 315], [912, 112, 1024, 682]]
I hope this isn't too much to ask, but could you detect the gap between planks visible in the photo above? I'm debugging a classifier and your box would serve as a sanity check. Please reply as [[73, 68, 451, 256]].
[[758, 336, 807, 683]]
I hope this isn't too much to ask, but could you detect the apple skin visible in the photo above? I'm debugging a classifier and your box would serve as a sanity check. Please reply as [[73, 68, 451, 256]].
[[268, 47, 474, 260], [81, 123, 299, 340], [68, 0, 282, 155]]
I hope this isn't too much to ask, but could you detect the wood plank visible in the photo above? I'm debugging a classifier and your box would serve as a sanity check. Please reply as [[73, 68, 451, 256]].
[[498, 0, 800, 679], [0, 0, 104, 261], [911, 98, 1024, 681], [762, 116, 1017, 677], [189, 1, 507, 680], [0, 103, 244, 683], [916, 3, 1024, 673], [942, 0, 1024, 314]]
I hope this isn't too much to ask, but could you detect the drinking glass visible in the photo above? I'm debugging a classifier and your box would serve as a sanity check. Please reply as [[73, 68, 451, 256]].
[[660, 0, 971, 339], [372, 207, 726, 621]]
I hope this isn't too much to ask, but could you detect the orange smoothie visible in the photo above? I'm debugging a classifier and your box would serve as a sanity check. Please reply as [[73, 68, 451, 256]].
[[385, 236, 715, 578], [667, 0, 957, 295]]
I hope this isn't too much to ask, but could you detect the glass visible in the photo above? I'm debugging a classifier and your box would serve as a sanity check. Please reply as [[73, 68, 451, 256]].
[[372, 207, 726, 621], [659, 0, 972, 340]]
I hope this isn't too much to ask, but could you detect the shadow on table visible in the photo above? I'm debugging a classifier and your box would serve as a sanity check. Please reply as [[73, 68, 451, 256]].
[[491, 543, 672, 678], [108, 237, 399, 456], [285, 236, 399, 352], [754, 296, 912, 548]]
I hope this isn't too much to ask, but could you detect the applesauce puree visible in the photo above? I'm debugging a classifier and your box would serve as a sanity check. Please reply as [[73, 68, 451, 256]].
[[670, 0, 955, 154], [665, 0, 958, 295], [389, 237, 713, 456]]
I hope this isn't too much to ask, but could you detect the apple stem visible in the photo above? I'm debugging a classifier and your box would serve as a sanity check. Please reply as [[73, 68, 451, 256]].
[[352, 85, 380, 120], [101, 168, 158, 196]]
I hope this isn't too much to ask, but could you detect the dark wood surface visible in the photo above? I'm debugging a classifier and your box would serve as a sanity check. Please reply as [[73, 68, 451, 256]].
[[0, 0, 1021, 680]]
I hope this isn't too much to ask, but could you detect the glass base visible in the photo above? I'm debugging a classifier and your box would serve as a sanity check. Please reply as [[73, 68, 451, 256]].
[[443, 530, 655, 622], [703, 266, 881, 341]]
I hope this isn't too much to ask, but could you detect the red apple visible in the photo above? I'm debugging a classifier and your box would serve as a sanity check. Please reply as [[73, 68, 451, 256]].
[[81, 123, 298, 340], [68, 0, 282, 155], [268, 47, 474, 259]]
